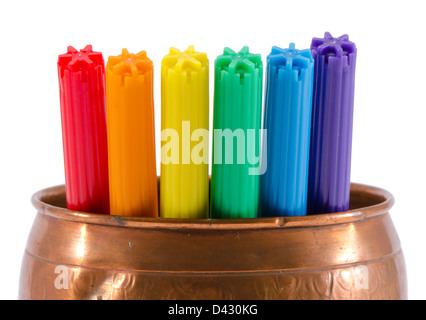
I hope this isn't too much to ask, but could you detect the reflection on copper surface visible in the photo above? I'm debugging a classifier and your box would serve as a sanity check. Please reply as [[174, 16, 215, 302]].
[[75, 224, 87, 262]]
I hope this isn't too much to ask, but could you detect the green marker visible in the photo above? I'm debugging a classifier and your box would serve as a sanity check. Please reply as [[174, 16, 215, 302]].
[[210, 47, 263, 219]]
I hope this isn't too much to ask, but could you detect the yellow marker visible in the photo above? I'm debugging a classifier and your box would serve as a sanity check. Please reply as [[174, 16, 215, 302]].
[[160, 46, 209, 219], [106, 49, 158, 217]]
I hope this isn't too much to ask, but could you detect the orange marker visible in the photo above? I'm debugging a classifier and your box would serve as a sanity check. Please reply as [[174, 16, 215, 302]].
[[106, 49, 158, 217]]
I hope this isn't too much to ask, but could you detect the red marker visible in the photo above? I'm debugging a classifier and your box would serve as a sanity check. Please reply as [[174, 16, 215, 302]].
[[58, 45, 110, 214]]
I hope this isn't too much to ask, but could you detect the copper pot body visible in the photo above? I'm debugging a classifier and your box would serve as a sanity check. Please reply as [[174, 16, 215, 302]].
[[19, 183, 407, 300]]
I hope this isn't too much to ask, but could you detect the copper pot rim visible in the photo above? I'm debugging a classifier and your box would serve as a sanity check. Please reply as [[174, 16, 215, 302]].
[[31, 182, 394, 230]]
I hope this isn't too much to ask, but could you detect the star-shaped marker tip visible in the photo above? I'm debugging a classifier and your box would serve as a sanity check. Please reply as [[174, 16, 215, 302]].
[[311, 32, 356, 61], [107, 49, 152, 77], [162, 46, 208, 73], [216, 46, 262, 75], [267, 44, 313, 72], [58, 45, 104, 70]]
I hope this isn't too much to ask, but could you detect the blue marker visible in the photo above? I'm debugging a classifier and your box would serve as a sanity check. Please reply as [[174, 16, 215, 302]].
[[259, 43, 314, 217]]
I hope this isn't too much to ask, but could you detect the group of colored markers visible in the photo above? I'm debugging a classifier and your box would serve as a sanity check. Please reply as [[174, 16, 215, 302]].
[[57, 32, 357, 219]]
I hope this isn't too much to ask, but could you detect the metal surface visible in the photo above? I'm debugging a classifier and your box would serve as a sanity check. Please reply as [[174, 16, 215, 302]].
[[19, 182, 407, 300]]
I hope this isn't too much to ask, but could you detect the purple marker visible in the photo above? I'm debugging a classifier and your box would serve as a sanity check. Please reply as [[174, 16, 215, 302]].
[[307, 32, 357, 214]]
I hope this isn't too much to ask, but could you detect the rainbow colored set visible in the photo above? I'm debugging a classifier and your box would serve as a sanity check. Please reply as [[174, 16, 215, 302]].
[[57, 32, 357, 219]]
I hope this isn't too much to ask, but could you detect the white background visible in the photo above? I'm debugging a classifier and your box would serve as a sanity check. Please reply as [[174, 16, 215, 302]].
[[0, 0, 425, 300]]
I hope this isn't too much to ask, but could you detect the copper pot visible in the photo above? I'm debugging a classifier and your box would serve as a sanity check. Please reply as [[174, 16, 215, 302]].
[[19, 182, 407, 300]]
